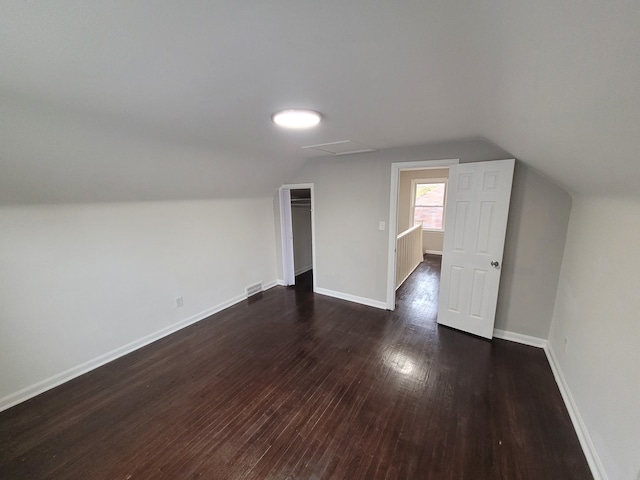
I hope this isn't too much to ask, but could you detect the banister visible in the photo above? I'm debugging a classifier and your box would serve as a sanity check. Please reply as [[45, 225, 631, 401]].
[[395, 223, 424, 290]]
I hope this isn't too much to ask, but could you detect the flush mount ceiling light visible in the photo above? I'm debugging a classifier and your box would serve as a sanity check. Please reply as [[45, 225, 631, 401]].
[[272, 109, 322, 129]]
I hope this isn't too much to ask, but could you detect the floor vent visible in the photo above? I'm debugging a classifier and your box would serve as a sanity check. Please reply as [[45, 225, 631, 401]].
[[246, 282, 263, 297]]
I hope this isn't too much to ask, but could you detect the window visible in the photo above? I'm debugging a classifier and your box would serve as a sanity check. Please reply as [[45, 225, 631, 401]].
[[411, 179, 447, 231]]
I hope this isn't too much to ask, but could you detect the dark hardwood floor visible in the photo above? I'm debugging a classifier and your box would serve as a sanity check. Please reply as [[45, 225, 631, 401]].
[[0, 257, 592, 479]]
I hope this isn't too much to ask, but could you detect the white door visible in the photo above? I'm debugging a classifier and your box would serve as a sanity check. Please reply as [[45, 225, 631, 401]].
[[437, 159, 515, 339], [279, 187, 295, 286]]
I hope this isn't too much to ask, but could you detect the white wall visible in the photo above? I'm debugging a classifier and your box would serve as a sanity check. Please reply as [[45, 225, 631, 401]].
[[280, 139, 571, 339], [292, 203, 313, 275], [397, 168, 449, 253], [1, 93, 302, 204], [548, 196, 640, 480], [0, 198, 278, 408]]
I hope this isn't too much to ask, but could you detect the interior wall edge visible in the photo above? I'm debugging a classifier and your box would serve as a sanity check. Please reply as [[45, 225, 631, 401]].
[[544, 344, 608, 480], [294, 265, 313, 276], [492, 329, 547, 349], [314, 288, 388, 310], [0, 280, 280, 413], [493, 327, 604, 480]]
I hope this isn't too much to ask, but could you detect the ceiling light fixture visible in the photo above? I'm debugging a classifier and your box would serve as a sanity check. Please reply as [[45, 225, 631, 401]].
[[272, 109, 322, 129]]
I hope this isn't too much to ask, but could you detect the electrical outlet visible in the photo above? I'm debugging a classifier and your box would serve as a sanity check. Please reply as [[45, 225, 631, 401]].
[[176, 296, 184, 308], [379, 221, 385, 231]]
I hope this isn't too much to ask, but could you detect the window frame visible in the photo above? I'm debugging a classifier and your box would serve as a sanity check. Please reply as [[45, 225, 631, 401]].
[[410, 178, 448, 232]]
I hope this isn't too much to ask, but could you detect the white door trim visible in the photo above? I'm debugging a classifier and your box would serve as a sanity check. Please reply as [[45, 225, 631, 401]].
[[279, 187, 294, 286], [387, 159, 459, 310], [280, 183, 317, 291]]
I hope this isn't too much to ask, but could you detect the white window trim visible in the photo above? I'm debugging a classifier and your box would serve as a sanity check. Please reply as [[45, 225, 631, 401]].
[[410, 178, 448, 232]]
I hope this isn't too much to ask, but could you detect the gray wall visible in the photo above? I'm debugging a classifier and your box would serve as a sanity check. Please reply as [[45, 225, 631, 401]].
[[292, 203, 313, 275], [496, 163, 572, 337], [278, 138, 571, 338]]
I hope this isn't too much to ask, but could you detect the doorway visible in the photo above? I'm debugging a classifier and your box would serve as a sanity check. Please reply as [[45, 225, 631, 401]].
[[387, 159, 459, 309], [280, 184, 316, 291], [393, 166, 450, 320], [396, 166, 449, 324], [388, 159, 515, 339], [290, 188, 313, 290]]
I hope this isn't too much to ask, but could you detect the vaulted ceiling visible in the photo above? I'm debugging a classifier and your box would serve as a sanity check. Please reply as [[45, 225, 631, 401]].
[[1, 1, 638, 203]]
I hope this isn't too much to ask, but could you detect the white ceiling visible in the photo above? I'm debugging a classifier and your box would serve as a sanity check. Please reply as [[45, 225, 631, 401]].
[[1, 0, 638, 203]]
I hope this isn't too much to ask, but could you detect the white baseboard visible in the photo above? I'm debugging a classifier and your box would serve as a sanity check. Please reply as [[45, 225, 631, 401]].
[[0, 280, 280, 413], [0, 300, 607, 480], [544, 345, 607, 480], [295, 265, 313, 276], [424, 250, 443, 255], [262, 280, 279, 291], [493, 329, 606, 480], [314, 287, 388, 310], [492, 328, 548, 348]]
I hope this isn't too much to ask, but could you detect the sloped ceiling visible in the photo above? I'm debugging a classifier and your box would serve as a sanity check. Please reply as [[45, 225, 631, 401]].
[[1, 1, 638, 203]]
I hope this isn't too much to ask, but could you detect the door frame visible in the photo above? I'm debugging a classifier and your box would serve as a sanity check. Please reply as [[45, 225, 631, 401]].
[[279, 183, 317, 289], [386, 159, 459, 310]]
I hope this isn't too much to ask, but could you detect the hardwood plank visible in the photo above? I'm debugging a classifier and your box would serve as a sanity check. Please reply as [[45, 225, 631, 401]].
[[0, 258, 593, 479]]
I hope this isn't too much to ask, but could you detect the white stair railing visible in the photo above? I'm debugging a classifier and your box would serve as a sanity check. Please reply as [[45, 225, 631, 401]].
[[396, 224, 423, 289]]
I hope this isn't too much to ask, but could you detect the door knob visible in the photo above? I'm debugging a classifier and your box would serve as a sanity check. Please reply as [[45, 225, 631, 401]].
[[491, 260, 500, 268]]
